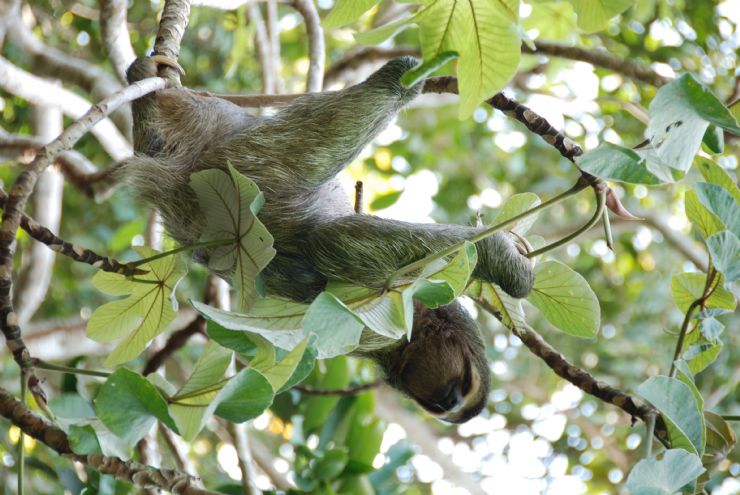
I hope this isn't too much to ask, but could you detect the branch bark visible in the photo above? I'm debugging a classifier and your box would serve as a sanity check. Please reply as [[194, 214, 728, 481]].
[[291, 0, 324, 92], [0, 56, 133, 161], [0, 385, 222, 494], [13, 100, 64, 324], [99, 0, 137, 85]]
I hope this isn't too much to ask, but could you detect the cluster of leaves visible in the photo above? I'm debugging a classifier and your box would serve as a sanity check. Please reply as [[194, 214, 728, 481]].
[[324, 0, 634, 117]]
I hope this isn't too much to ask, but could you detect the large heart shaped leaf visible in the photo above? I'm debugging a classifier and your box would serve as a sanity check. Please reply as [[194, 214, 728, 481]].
[[626, 449, 704, 495], [87, 246, 187, 366], [191, 162, 276, 310]]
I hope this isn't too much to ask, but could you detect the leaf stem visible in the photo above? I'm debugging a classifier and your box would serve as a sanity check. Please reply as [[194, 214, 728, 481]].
[[645, 413, 656, 458], [386, 181, 587, 286], [131, 238, 234, 267], [169, 377, 231, 402], [17, 372, 27, 495], [668, 268, 718, 377], [33, 359, 111, 378], [526, 188, 606, 258]]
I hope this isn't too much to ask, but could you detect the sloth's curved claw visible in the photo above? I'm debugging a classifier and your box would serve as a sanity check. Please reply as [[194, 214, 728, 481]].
[[509, 231, 536, 268], [150, 54, 186, 77]]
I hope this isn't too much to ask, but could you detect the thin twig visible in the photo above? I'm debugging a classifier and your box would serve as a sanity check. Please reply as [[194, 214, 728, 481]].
[[247, 2, 276, 94], [291, 0, 325, 92], [142, 316, 206, 375]]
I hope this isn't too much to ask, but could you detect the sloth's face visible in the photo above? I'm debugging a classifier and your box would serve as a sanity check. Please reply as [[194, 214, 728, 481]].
[[379, 301, 491, 424]]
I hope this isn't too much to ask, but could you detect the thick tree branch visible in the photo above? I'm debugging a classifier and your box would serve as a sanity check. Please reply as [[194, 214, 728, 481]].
[[14, 102, 64, 325], [0, 386, 222, 494], [100, 0, 137, 85], [0, 56, 132, 161], [0, 76, 164, 369], [291, 0, 324, 92], [153, 0, 191, 83], [6, 7, 133, 136]]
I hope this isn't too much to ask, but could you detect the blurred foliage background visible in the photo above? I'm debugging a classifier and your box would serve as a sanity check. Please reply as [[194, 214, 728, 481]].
[[0, 0, 738, 494]]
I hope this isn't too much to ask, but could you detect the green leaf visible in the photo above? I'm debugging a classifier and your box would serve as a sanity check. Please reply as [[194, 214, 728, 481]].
[[670, 272, 736, 313], [706, 231, 740, 282], [191, 162, 276, 310], [702, 411, 737, 475], [193, 298, 307, 351], [414, 0, 521, 117], [625, 449, 704, 495], [466, 280, 527, 331], [645, 74, 740, 174], [369, 190, 403, 211], [168, 341, 233, 440], [577, 143, 663, 185], [701, 125, 724, 153], [328, 283, 408, 340], [323, 0, 380, 28], [254, 336, 312, 391], [213, 368, 274, 423], [207, 321, 257, 357], [302, 292, 365, 358], [526, 260, 600, 337], [685, 189, 724, 238], [68, 425, 102, 455], [49, 394, 95, 419], [566, 0, 633, 33], [355, 15, 414, 45], [94, 369, 177, 445], [682, 328, 723, 374], [493, 192, 542, 235], [695, 183, 740, 238], [87, 246, 186, 366], [313, 448, 349, 481], [400, 51, 458, 88], [699, 317, 724, 341], [696, 158, 740, 203], [276, 340, 317, 393], [637, 376, 705, 456]]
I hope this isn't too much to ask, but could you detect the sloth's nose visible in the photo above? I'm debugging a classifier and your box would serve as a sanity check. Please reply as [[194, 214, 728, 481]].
[[439, 379, 464, 411]]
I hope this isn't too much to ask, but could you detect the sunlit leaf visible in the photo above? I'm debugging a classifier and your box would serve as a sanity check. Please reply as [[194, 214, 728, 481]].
[[369, 190, 403, 211], [167, 341, 233, 440], [670, 272, 736, 313], [191, 162, 276, 310], [625, 449, 704, 495], [87, 246, 186, 366], [695, 183, 740, 238], [467, 279, 526, 331], [492, 192, 542, 235], [94, 369, 177, 445], [637, 376, 705, 455], [706, 231, 740, 282], [527, 261, 600, 337], [355, 15, 414, 45], [696, 158, 740, 203], [645, 75, 740, 174], [323, 0, 380, 28], [522, 2, 578, 41], [414, 0, 521, 117], [253, 336, 312, 391], [685, 189, 724, 239], [566, 0, 633, 33]]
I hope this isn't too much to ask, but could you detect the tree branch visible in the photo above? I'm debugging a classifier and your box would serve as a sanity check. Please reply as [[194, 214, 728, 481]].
[[0, 56, 133, 161], [291, 0, 324, 92], [0, 76, 164, 369], [524, 41, 670, 88], [475, 301, 669, 443], [0, 386, 223, 494], [247, 1, 276, 94], [153, 0, 191, 83], [99, 0, 137, 85]]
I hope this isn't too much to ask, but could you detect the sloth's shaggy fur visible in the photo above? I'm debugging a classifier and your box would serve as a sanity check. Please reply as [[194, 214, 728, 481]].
[[120, 56, 534, 423]]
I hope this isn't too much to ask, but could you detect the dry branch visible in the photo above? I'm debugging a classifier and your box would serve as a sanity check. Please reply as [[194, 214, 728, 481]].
[[291, 0, 325, 92]]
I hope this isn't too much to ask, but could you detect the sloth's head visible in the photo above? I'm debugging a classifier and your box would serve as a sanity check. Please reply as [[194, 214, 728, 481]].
[[370, 300, 490, 423]]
